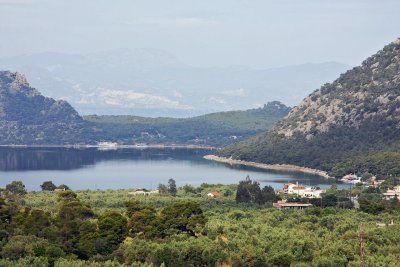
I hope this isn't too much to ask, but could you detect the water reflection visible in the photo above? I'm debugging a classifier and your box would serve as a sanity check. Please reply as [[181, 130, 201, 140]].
[[0, 147, 208, 171], [0, 147, 340, 191]]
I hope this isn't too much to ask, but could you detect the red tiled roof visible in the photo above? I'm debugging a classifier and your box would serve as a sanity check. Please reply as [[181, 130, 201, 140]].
[[292, 186, 305, 190]]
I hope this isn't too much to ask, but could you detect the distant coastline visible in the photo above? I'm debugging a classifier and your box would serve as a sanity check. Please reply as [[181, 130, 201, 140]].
[[0, 144, 216, 150], [204, 155, 332, 179]]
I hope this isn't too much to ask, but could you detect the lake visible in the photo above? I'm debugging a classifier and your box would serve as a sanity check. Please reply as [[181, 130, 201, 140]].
[[0, 147, 341, 191]]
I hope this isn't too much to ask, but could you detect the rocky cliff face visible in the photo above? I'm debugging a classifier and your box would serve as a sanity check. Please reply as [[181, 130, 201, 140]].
[[219, 38, 400, 172], [277, 39, 400, 139], [0, 71, 86, 144]]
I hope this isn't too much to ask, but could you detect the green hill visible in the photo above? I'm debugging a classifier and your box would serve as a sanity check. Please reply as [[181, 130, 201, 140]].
[[218, 38, 400, 178], [84, 101, 290, 147]]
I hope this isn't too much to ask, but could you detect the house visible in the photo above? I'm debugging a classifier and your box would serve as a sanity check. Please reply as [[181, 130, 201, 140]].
[[300, 188, 325, 198], [339, 174, 362, 184], [207, 191, 221, 198], [372, 180, 385, 187], [383, 185, 400, 200], [273, 200, 312, 210], [281, 183, 305, 194], [376, 220, 395, 228], [128, 189, 159, 196], [54, 188, 66, 192], [280, 182, 325, 198]]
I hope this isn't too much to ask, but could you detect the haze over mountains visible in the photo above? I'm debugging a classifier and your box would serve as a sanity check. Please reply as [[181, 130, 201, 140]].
[[219, 38, 400, 177], [0, 49, 349, 117], [0, 70, 289, 146]]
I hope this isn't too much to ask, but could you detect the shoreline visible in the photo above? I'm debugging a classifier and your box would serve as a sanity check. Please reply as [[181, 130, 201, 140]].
[[204, 155, 332, 179], [0, 144, 216, 150]]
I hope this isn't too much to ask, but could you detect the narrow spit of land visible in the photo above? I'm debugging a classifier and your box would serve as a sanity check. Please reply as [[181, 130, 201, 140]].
[[0, 144, 216, 149], [204, 154, 331, 178]]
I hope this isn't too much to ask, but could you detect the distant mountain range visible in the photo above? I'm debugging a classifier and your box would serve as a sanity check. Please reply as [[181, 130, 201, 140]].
[[218, 38, 400, 178], [0, 70, 289, 146], [0, 49, 349, 116]]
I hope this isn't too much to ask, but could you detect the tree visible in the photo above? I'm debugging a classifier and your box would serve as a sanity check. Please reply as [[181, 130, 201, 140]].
[[321, 193, 338, 208], [22, 209, 52, 238], [261, 185, 278, 202], [5, 181, 27, 196], [235, 176, 265, 204], [76, 220, 98, 259], [236, 176, 253, 203], [125, 200, 148, 218], [40, 181, 57, 191], [168, 179, 177, 196], [128, 206, 157, 238], [224, 189, 233, 197], [0, 235, 49, 261], [56, 190, 95, 255], [0, 197, 11, 228], [182, 184, 196, 194], [158, 184, 168, 195], [160, 201, 206, 237], [96, 211, 127, 255]]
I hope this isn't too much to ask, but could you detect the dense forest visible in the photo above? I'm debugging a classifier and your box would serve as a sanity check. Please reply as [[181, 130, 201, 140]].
[[1, 178, 400, 267], [84, 101, 290, 147], [218, 39, 400, 178]]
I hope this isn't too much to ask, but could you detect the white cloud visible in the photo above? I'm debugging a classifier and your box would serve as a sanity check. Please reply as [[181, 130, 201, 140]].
[[208, 96, 227, 105], [98, 89, 193, 110], [128, 17, 215, 28], [220, 88, 246, 97], [173, 90, 183, 98]]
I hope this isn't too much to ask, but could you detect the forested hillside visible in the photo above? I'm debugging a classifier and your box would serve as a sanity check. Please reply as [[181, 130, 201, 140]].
[[218, 38, 400, 177], [0, 71, 88, 144], [85, 101, 290, 147]]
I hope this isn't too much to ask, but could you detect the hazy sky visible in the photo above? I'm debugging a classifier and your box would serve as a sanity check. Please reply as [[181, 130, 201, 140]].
[[0, 0, 399, 68]]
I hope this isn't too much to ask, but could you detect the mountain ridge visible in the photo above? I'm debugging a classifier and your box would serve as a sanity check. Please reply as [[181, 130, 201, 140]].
[[0, 70, 289, 146], [218, 38, 400, 177], [0, 71, 86, 144], [0, 49, 349, 116]]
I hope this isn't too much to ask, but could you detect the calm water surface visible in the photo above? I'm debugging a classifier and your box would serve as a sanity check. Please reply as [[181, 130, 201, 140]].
[[0, 147, 341, 191]]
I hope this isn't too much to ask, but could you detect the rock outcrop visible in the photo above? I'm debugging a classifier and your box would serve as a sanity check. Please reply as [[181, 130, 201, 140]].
[[218, 38, 400, 172]]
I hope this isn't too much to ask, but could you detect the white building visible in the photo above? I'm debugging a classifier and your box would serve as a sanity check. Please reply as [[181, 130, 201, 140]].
[[383, 185, 400, 200], [273, 200, 313, 210], [280, 182, 325, 198], [128, 189, 159, 196]]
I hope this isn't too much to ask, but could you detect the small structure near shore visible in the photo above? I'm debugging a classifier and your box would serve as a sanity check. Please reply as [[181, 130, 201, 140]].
[[128, 189, 159, 196], [339, 174, 362, 184], [54, 188, 66, 192], [278, 182, 325, 198], [383, 185, 400, 200], [207, 191, 221, 198], [273, 200, 312, 210]]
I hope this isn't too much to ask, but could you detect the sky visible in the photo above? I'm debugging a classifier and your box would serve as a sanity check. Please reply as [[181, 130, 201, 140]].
[[0, 0, 399, 69]]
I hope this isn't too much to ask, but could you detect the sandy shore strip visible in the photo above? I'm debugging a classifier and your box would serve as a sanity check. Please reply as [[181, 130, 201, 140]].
[[204, 155, 332, 179]]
